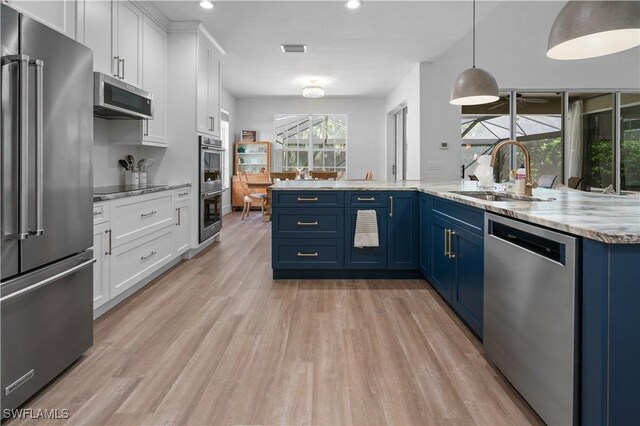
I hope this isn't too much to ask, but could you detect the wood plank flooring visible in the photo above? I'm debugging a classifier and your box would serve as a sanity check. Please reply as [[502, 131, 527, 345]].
[[12, 212, 542, 425]]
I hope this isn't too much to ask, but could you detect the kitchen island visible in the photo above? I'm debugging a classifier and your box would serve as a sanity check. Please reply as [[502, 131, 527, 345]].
[[270, 180, 640, 426]]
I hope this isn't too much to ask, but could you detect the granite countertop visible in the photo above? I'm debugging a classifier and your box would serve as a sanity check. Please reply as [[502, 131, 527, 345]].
[[93, 183, 191, 202], [270, 180, 640, 244]]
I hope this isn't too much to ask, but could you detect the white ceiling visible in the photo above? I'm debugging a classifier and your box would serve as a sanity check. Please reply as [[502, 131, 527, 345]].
[[151, 1, 499, 98]]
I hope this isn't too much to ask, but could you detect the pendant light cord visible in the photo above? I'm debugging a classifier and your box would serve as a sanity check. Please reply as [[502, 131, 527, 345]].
[[472, 0, 476, 68]]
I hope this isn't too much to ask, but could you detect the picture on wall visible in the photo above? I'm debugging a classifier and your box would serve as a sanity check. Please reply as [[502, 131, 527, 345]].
[[241, 130, 257, 141]]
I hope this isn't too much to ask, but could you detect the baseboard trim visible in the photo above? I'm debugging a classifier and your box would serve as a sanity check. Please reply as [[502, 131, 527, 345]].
[[272, 269, 423, 280]]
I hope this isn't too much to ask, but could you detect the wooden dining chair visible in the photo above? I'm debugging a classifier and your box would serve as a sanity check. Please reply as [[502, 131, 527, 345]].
[[310, 171, 338, 180], [237, 171, 267, 220], [270, 172, 297, 182]]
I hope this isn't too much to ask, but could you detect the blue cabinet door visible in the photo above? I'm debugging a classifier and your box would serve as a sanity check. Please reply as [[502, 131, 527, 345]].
[[344, 207, 388, 269], [418, 193, 430, 278], [429, 214, 453, 302], [451, 224, 484, 338], [387, 191, 419, 269]]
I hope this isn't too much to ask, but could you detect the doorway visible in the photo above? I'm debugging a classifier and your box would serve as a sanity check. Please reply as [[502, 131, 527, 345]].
[[393, 106, 408, 181]]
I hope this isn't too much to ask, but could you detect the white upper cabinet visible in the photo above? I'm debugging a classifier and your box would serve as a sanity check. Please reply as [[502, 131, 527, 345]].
[[141, 16, 167, 145], [196, 34, 221, 138], [6, 0, 78, 40], [83, 0, 114, 76], [115, 1, 143, 86], [83, 1, 142, 86]]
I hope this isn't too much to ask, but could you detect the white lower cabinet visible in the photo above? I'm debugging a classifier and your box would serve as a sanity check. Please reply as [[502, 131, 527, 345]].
[[174, 202, 190, 256], [92, 188, 192, 313], [110, 227, 173, 298], [93, 221, 111, 310]]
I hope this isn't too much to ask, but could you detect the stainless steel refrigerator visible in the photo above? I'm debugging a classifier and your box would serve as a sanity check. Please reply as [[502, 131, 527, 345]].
[[1, 4, 94, 412]]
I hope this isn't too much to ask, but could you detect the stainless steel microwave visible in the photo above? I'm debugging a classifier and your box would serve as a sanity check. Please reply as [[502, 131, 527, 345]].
[[93, 72, 153, 120]]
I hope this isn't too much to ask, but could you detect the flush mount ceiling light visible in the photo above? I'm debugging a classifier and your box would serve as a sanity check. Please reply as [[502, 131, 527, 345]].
[[547, 1, 640, 60], [450, 0, 499, 106], [302, 81, 325, 98], [345, 0, 362, 10], [281, 44, 307, 53], [200, 1, 213, 10]]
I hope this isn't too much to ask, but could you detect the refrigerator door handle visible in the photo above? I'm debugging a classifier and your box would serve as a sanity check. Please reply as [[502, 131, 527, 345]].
[[1, 54, 30, 240], [30, 59, 44, 236], [0, 258, 95, 303]]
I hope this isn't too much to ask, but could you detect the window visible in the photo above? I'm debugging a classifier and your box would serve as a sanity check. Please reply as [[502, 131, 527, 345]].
[[221, 109, 230, 188], [274, 114, 347, 178], [620, 94, 640, 192]]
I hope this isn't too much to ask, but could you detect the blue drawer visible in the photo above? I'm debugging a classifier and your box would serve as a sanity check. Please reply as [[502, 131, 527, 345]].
[[431, 196, 484, 235], [346, 191, 388, 208], [272, 239, 344, 269], [272, 208, 344, 239], [272, 191, 344, 208]]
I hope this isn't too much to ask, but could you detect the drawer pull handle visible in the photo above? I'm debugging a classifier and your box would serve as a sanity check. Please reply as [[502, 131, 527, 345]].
[[178, 192, 188, 197], [141, 251, 157, 261], [297, 221, 318, 226], [357, 197, 375, 201], [140, 210, 158, 218], [297, 252, 319, 257], [93, 211, 101, 216], [296, 197, 318, 202]]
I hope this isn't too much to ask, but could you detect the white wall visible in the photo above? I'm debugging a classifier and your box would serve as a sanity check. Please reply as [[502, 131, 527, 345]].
[[92, 119, 141, 187], [418, 1, 640, 182], [235, 97, 386, 180], [221, 87, 236, 214], [383, 63, 422, 180]]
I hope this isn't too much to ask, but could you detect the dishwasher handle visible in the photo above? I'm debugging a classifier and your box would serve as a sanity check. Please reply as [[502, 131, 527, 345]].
[[488, 219, 566, 265]]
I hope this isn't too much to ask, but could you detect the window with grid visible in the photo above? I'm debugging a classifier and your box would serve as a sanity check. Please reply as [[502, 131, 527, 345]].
[[274, 114, 347, 178]]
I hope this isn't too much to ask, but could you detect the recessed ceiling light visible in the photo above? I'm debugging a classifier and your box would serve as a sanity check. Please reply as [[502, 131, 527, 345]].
[[281, 44, 307, 53], [344, 0, 362, 10], [200, 1, 213, 10]]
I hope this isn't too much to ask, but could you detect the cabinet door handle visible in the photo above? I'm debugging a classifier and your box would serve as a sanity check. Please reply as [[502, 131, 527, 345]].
[[297, 252, 319, 257], [296, 197, 318, 202], [443, 229, 448, 256], [140, 210, 158, 218], [113, 56, 120, 77], [357, 197, 375, 201], [448, 230, 456, 259], [389, 195, 394, 217], [297, 221, 318, 226], [141, 251, 157, 261], [105, 229, 112, 256], [143, 119, 149, 136], [120, 58, 125, 80], [176, 208, 181, 226]]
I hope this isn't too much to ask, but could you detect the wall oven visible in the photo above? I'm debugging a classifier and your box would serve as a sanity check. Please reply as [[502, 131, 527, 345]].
[[200, 190, 223, 242], [199, 136, 224, 242], [200, 136, 224, 193]]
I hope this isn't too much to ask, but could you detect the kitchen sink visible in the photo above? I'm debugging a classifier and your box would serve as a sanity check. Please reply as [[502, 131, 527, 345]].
[[449, 191, 555, 202]]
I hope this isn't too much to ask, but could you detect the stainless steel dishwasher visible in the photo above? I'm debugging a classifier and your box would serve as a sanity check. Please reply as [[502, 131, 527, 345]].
[[484, 213, 578, 426]]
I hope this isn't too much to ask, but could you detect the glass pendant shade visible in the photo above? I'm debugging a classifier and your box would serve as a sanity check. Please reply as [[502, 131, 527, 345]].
[[450, 67, 499, 106], [547, 1, 640, 60], [302, 85, 325, 98]]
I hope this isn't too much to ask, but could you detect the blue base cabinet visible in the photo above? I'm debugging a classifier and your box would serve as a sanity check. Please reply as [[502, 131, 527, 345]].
[[418, 193, 430, 277], [426, 196, 484, 338], [388, 191, 419, 269], [345, 207, 388, 269], [582, 239, 640, 426]]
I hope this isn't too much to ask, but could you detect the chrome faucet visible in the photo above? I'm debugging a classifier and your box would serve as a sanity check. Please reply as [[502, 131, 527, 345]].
[[490, 139, 534, 196]]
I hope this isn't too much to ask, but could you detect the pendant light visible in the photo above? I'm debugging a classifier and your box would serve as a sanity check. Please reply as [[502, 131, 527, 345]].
[[302, 81, 325, 98], [547, 1, 640, 60], [450, 0, 499, 106]]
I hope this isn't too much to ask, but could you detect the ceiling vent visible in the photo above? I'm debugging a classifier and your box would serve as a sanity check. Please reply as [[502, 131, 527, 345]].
[[281, 44, 307, 53]]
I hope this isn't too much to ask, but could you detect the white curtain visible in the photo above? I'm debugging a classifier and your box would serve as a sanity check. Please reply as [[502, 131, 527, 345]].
[[567, 100, 583, 179]]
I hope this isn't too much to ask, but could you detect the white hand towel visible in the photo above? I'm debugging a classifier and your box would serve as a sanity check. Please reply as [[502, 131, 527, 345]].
[[354, 209, 379, 248]]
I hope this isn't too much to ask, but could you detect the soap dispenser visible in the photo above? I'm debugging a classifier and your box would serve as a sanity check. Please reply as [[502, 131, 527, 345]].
[[515, 164, 526, 196]]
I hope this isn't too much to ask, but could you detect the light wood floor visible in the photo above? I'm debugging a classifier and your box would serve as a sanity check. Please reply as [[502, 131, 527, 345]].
[[13, 212, 542, 425]]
